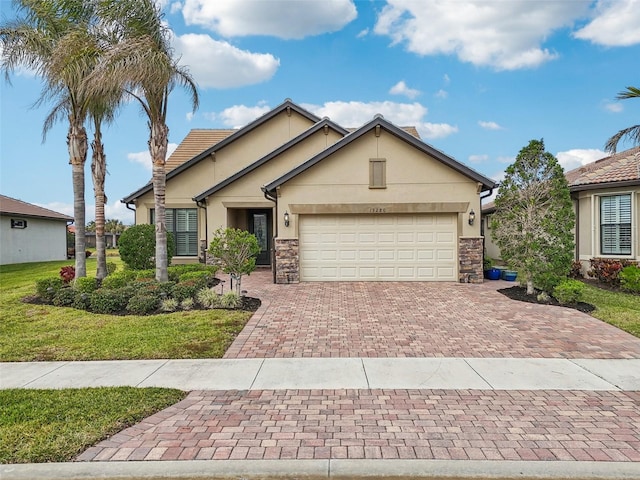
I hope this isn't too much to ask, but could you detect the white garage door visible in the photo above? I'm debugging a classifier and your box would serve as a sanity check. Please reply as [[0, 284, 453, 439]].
[[299, 214, 457, 281]]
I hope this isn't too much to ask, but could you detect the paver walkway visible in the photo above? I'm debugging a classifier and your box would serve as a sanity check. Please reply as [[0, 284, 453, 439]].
[[72, 272, 640, 469], [226, 271, 640, 359]]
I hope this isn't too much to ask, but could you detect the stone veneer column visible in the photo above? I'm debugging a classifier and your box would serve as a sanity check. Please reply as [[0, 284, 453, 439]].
[[459, 237, 484, 283], [275, 239, 299, 284]]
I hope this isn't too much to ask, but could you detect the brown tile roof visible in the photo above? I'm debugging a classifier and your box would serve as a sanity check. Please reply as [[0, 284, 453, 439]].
[[166, 129, 236, 172], [565, 146, 640, 188], [0, 195, 73, 221]]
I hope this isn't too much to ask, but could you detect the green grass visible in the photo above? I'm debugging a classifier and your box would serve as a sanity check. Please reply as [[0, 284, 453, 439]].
[[583, 283, 640, 338], [0, 258, 252, 361], [0, 387, 185, 463]]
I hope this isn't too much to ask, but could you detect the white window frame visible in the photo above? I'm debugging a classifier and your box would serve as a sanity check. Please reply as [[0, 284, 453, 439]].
[[594, 192, 634, 258]]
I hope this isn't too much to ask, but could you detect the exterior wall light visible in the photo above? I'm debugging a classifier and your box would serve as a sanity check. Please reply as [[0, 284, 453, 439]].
[[284, 211, 290, 227], [468, 209, 476, 225]]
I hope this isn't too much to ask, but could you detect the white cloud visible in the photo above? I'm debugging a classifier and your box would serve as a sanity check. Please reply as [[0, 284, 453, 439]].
[[604, 102, 623, 113], [185, 112, 194, 122], [35, 202, 74, 218], [497, 156, 515, 164], [469, 154, 489, 163], [217, 103, 272, 129], [169, 1, 182, 14], [172, 34, 279, 89], [434, 89, 448, 99], [574, 0, 640, 46], [389, 80, 421, 99], [357, 28, 369, 38], [443, 74, 450, 85], [302, 100, 458, 140], [478, 120, 503, 130], [556, 148, 606, 171], [127, 143, 179, 171], [33, 201, 134, 226], [374, 0, 590, 70], [180, 0, 357, 39]]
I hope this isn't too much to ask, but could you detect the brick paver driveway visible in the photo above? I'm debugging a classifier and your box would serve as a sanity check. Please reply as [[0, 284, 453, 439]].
[[226, 270, 640, 359]]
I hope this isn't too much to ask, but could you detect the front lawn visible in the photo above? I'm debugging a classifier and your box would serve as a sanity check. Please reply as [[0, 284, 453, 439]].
[[0, 387, 185, 463], [583, 283, 640, 338], [0, 259, 253, 361]]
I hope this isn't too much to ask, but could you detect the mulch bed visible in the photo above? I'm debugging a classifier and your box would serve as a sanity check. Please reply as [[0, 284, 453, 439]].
[[498, 286, 595, 313]]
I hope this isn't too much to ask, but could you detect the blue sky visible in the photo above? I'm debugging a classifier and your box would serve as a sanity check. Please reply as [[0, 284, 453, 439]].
[[1, 0, 639, 225]]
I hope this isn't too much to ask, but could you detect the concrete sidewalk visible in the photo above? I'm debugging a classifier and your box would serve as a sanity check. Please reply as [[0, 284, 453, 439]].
[[3, 357, 640, 391]]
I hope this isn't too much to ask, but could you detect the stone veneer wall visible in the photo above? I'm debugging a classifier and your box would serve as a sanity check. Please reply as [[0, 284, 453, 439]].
[[275, 238, 299, 284], [459, 237, 484, 284]]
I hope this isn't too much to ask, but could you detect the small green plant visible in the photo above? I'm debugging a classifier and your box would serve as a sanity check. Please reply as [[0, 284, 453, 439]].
[[167, 264, 217, 282], [220, 291, 240, 309], [553, 279, 585, 305], [126, 294, 159, 315], [74, 277, 98, 294], [52, 287, 76, 307], [196, 288, 221, 309], [89, 288, 130, 314], [72, 292, 92, 311], [536, 291, 551, 303], [534, 272, 563, 295], [180, 298, 195, 310], [36, 277, 64, 302], [101, 270, 137, 289], [619, 265, 640, 293], [483, 257, 494, 270], [160, 298, 179, 312], [106, 262, 118, 275], [172, 281, 199, 302], [118, 224, 175, 270]]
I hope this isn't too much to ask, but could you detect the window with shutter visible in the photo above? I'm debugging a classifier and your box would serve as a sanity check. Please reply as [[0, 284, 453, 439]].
[[369, 159, 386, 188], [150, 208, 198, 256], [600, 194, 632, 255]]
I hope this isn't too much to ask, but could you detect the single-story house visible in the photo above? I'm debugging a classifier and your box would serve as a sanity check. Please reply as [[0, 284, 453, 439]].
[[122, 99, 496, 283], [0, 194, 73, 265], [483, 146, 640, 268]]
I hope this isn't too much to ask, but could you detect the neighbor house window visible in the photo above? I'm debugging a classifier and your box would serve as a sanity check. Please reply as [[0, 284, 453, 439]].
[[369, 158, 386, 188], [151, 208, 198, 256], [600, 194, 631, 255]]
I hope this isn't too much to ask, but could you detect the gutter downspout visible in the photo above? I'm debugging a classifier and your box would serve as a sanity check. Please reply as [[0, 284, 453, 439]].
[[479, 186, 495, 261], [262, 186, 278, 284], [123, 201, 136, 225], [195, 198, 208, 264]]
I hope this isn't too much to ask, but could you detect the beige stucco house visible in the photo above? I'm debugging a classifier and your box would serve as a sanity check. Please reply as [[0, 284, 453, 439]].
[[483, 147, 640, 269], [123, 99, 495, 283]]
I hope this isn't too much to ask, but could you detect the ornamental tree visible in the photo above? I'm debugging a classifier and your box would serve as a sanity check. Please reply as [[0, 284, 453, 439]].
[[208, 228, 261, 294], [491, 139, 575, 295]]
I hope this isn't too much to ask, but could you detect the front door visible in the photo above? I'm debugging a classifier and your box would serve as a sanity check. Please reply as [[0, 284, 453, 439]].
[[248, 209, 272, 266]]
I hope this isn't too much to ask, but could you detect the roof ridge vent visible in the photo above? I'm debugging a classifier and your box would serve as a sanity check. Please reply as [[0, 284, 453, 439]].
[[374, 113, 384, 119]]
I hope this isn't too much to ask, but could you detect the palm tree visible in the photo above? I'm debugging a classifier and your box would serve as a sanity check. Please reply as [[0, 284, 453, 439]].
[[105, 219, 125, 248], [1, 0, 99, 278], [605, 86, 640, 153], [92, 0, 199, 282]]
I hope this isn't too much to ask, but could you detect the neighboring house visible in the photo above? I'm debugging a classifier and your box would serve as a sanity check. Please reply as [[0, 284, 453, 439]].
[[0, 195, 73, 265], [483, 147, 640, 268], [85, 231, 122, 248], [122, 99, 495, 283]]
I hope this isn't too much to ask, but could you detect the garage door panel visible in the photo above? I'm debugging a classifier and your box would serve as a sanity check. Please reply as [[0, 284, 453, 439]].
[[299, 214, 457, 281]]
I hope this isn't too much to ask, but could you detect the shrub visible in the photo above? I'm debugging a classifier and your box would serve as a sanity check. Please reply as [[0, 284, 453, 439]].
[[126, 294, 159, 315], [118, 224, 175, 270], [36, 278, 64, 302], [74, 277, 98, 294], [553, 279, 585, 305], [161, 298, 179, 312], [89, 288, 131, 314], [196, 288, 221, 309], [73, 292, 92, 311], [619, 265, 640, 293], [52, 287, 76, 307], [569, 261, 583, 279], [178, 271, 211, 287], [180, 298, 194, 310], [101, 270, 137, 289], [588, 258, 636, 285], [106, 262, 117, 275], [208, 227, 260, 294], [167, 264, 215, 282], [134, 269, 156, 281], [533, 272, 563, 295], [220, 291, 240, 309], [172, 281, 199, 302], [59, 266, 75, 284], [483, 256, 494, 270]]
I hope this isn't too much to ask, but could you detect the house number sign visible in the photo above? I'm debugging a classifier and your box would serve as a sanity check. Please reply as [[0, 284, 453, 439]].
[[369, 207, 387, 213]]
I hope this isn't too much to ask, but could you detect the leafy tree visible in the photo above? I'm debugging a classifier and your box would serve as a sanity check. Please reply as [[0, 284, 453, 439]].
[[605, 86, 640, 153], [118, 224, 174, 270], [90, 0, 199, 282], [491, 139, 575, 295], [208, 228, 261, 295], [105, 219, 125, 248], [1, 0, 101, 278]]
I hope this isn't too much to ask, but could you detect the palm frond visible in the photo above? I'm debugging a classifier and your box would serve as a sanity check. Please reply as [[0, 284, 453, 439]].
[[617, 86, 640, 100]]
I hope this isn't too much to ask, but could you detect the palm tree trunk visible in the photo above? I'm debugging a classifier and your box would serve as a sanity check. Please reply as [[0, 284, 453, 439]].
[[68, 120, 88, 279], [91, 121, 108, 280], [150, 121, 169, 282]]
